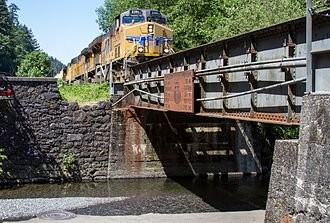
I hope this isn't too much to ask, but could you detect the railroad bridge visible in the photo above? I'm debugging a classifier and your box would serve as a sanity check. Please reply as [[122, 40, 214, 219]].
[[112, 12, 330, 126], [0, 10, 328, 179], [111, 12, 330, 222], [105, 10, 330, 177]]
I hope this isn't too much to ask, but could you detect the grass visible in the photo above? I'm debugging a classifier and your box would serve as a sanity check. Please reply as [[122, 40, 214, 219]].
[[59, 83, 110, 105]]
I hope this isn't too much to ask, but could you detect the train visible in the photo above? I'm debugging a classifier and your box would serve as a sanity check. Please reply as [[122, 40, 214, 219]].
[[63, 9, 173, 94]]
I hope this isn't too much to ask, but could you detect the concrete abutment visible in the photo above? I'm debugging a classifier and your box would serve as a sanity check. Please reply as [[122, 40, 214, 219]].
[[265, 93, 330, 223], [108, 108, 264, 178]]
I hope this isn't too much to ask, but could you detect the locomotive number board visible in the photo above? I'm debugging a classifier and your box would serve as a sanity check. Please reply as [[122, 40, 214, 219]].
[[164, 70, 194, 113]]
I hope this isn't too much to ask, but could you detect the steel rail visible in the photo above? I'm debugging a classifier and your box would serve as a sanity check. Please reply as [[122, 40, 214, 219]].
[[196, 77, 306, 102], [124, 76, 164, 86], [112, 88, 164, 107]]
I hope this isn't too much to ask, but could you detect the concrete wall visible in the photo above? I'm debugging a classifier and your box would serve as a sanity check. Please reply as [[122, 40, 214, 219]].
[[265, 93, 330, 223], [108, 108, 264, 178]]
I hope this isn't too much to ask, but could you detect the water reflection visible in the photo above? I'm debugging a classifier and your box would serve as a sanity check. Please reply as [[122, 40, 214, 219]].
[[0, 175, 269, 215]]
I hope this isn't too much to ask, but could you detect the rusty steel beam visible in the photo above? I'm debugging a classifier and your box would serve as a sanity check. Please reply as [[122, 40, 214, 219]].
[[164, 70, 194, 113], [197, 112, 299, 126]]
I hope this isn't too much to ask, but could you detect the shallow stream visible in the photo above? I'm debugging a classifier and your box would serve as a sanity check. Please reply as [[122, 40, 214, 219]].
[[0, 175, 269, 217]]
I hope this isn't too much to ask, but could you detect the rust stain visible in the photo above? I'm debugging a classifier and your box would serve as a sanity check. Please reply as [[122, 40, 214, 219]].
[[164, 70, 194, 113], [281, 214, 293, 223], [122, 108, 145, 173]]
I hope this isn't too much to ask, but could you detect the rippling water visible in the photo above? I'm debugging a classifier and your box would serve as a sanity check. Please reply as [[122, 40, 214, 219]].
[[0, 175, 269, 216]]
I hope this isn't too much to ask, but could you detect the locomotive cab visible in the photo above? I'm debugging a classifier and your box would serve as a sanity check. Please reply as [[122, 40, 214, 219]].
[[111, 9, 173, 63], [64, 9, 173, 89]]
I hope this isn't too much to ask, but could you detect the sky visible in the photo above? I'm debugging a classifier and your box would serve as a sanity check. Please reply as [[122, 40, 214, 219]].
[[7, 0, 104, 65]]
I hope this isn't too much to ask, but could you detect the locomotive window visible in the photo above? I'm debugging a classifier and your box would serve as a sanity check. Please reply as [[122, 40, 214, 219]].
[[147, 17, 167, 25], [130, 9, 143, 15], [122, 16, 145, 24], [150, 10, 160, 15]]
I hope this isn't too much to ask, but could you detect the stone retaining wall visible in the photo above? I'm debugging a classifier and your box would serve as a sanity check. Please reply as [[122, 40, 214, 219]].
[[0, 77, 112, 183]]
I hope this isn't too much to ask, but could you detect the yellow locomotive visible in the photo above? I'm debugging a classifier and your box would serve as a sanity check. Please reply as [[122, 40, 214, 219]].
[[64, 9, 173, 94]]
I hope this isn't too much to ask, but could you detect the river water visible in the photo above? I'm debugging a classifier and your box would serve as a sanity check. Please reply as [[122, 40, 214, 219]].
[[0, 175, 269, 216]]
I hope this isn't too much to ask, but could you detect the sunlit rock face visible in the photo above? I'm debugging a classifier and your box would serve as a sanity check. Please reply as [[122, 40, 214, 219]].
[[265, 93, 330, 223]]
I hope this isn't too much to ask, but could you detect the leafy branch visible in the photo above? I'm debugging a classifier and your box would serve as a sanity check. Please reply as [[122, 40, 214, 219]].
[[0, 148, 8, 175]]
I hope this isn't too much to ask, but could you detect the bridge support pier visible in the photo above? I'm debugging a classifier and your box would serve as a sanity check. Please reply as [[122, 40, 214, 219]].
[[234, 120, 262, 174], [265, 93, 330, 223], [107, 107, 266, 178]]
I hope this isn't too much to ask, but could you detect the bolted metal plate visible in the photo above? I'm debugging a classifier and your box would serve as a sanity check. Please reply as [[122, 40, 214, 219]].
[[37, 210, 77, 220], [164, 70, 194, 113]]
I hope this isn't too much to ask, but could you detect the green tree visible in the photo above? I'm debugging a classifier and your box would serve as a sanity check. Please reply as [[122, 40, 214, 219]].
[[16, 51, 51, 77], [9, 3, 39, 71], [0, 1, 40, 74], [96, 0, 322, 51], [167, 0, 223, 50], [96, 0, 175, 32], [8, 2, 19, 25], [50, 56, 65, 76], [0, 0, 15, 73], [212, 0, 306, 41], [96, 0, 219, 50], [0, 0, 12, 35], [12, 24, 39, 68]]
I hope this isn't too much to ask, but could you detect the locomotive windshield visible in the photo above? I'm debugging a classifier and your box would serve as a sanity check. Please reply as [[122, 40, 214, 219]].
[[120, 9, 168, 25], [147, 10, 167, 24], [122, 16, 145, 24], [147, 16, 166, 24]]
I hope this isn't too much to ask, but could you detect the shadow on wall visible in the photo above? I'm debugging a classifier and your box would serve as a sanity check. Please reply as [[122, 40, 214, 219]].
[[0, 99, 54, 182], [0, 84, 81, 184], [132, 107, 238, 177]]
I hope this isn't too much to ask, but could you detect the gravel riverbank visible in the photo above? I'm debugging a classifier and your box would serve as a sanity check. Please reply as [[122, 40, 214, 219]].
[[0, 197, 127, 221], [0, 177, 268, 222], [5, 211, 266, 223]]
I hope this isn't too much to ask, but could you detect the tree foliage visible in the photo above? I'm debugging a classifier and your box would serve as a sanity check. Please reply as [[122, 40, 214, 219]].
[[0, 0, 14, 73], [16, 51, 51, 77], [96, 0, 325, 51], [0, 0, 42, 74], [212, 0, 306, 41], [0, 148, 7, 175], [50, 57, 65, 77]]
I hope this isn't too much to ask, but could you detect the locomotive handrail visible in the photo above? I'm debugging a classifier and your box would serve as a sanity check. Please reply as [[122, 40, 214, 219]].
[[196, 77, 306, 102], [125, 43, 138, 58], [124, 76, 164, 86], [112, 88, 164, 107], [124, 57, 307, 86], [195, 57, 306, 76]]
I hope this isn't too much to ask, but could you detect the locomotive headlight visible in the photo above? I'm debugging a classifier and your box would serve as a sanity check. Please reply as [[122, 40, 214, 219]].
[[164, 48, 169, 54], [148, 24, 153, 33], [138, 46, 144, 53]]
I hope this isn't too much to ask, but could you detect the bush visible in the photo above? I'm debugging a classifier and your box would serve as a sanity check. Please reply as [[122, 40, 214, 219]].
[[62, 153, 76, 173], [59, 83, 109, 105], [0, 148, 8, 175], [16, 51, 51, 77]]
